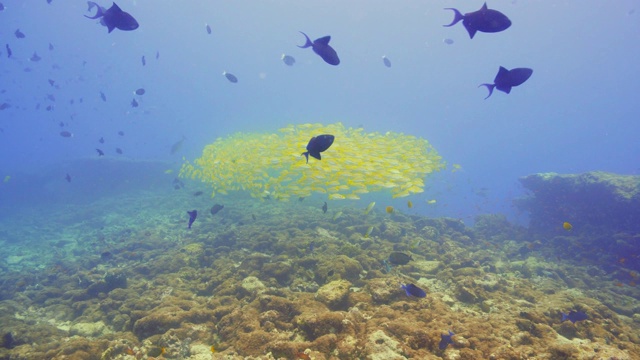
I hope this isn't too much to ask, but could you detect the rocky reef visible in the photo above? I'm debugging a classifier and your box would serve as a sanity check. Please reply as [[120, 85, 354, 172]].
[[0, 187, 639, 359]]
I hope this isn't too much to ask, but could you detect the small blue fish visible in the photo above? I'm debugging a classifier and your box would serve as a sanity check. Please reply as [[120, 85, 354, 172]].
[[382, 55, 391, 68], [206, 24, 212, 34], [479, 66, 532, 99], [561, 310, 588, 324], [443, 3, 511, 39], [85, 2, 139, 33], [223, 71, 238, 83], [439, 330, 454, 350], [141, 55, 146, 66], [302, 134, 334, 163], [297, 32, 340, 66], [401, 283, 426, 298], [281, 54, 295, 66], [187, 210, 197, 229], [382, 259, 392, 274]]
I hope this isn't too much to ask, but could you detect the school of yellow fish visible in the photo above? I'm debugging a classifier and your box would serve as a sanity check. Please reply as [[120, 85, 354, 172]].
[[179, 123, 445, 201]]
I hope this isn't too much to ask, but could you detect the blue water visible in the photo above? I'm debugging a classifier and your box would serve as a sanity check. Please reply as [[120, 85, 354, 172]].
[[1, 1, 639, 221]]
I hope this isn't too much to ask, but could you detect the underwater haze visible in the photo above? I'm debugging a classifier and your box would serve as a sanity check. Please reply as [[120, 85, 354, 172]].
[[1, 1, 639, 221]]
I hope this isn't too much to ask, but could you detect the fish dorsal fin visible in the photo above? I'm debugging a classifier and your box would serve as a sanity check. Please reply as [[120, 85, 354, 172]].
[[481, 2, 488, 10], [110, 2, 122, 13], [497, 66, 510, 78], [315, 36, 331, 45]]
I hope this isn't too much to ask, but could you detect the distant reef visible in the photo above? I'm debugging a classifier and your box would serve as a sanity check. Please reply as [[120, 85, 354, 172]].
[[515, 171, 640, 235]]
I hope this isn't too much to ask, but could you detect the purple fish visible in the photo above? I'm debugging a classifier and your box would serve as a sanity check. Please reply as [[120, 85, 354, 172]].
[[401, 283, 426, 298], [5, 44, 12, 58], [85, 2, 139, 33], [65, 173, 72, 182], [59, 131, 73, 137], [14, 29, 25, 39], [444, 3, 511, 39], [439, 331, 455, 350], [479, 66, 533, 99], [96, 148, 104, 156], [298, 32, 340, 66], [561, 310, 588, 324], [187, 210, 197, 228], [302, 134, 334, 163]]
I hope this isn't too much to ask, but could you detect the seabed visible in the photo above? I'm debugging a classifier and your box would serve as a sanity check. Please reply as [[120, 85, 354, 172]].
[[0, 170, 639, 360]]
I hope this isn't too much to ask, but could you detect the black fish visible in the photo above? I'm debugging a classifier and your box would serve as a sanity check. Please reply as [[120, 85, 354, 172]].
[[49, 43, 54, 51], [115, 148, 123, 154], [382, 55, 391, 68], [118, 130, 124, 136], [141, 55, 146, 66], [0, 103, 10, 110], [187, 210, 197, 228], [30, 52, 41, 62], [65, 173, 72, 182], [131, 98, 138, 107], [100, 91, 107, 101], [322, 201, 327, 213], [561, 310, 588, 323], [210, 204, 224, 215], [59, 130, 73, 137], [302, 134, 334, 163], [223, 71, 238, 83], [5, 44, 12, 58], [155, 51, 159, 59], [401, 283, 426, 298], [48, 79, 56, 86], [85, 1, 139, 33], [479, 66, 533, 99], [14, 29, 25, 39], [281, 54, 295, 66], [439, 331, 455, 350], [96, 148, 104, 156], [193, 191, 203, 196], [206, 24, 212, 34], [99, 136, 104, 144], [298, 32, 340, 66], [135, 88, 145, 95], [443, 2, 511, 39], [388, 252, 412, 265], [0, 3, 4, 11]]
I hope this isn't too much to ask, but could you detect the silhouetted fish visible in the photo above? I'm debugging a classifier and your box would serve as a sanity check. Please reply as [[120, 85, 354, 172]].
[[30, 52, 41, 62], [115, 148, 123, 154], [100, 91, 107, 101], [65, 173, 71, 182], [85, 1, 139, 33], [131, 98, 138, 107], [443, 38, 454, 45], [141, 55, 146, 66], [5, 44, 11, 58], [118, 130, 124, 136], [439, 331, 455, 350], [206, 24, 212, 34], [479, 66, 532, 99], [281, 54, 295, 66], [382, 55, 391, 68], [155, 51, 159, 59], [443, 3, 511, 39], [388, 252, 412, 265], [210, 204, 224, 215], [298, 32, 340, 65], [401, 283, 426, 298], [302, 134, 334, 163], [135, 88, 145, 95], [49, 43, 54, 51], [0, 3, 4, 11], [223, 71, 238, 83], [59, 131, 73, 137], [170, 136, 186, 154], [561, 310, 588, 323], [96, 148, 104, 156], [187, 210, 197, 228], [193, 191, 203, 196], [0, 103, 10, 110], [48, 79, 56, 86], [99, 137, 104, 143], [14, 29, 25, 39], [322, 201, 327, 213]]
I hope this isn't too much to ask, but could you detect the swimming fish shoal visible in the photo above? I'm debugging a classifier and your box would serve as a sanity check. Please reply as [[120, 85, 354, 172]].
[[561, 310, 588, 323], [480, 66, 533, 99], [187, 210, 198, 228], [298, 32, 340, 66], [439, 330, 455, 350], [85, 2, 139, 33], [302, 134, 334, 163], [443, 2, 511, 39], [401, 283, 426, 298]]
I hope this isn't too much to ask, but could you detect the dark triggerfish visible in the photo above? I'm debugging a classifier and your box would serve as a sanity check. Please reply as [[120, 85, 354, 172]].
[[443, 3, 511, 39], [302, 134, 334, 163], [298, 32, 340, 66], [85, 2, 139, 33], [187, 210, 197, 229], [479, 66, 533, 99], [401, 283, 426, 298], [439, 330, 455, 350]]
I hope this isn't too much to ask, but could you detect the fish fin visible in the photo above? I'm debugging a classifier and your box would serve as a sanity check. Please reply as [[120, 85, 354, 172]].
[[107, 23, 116, 33], [443, 8, 464, 27], [466, 26, 478, 39], [302, 152, 309, 163], [315, 36, 331, 45], [110, 2, 123, 13], [297, 32, 313, 48], [478, 83, 495, 99], [310, 152, 321, 160], [481, 2, 488, 10], [561, 313, 568, 322], [84, 1, 104, 19], [497, 66, 510, 77]]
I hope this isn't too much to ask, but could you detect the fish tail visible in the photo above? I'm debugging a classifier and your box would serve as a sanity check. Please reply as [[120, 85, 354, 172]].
[[302, 151, 309, 163], [85, 1, 103, 19], [443, 8, 464, 27], [479, 83, 495, 99], [297, 32, 313, 48], [561, 313, 568, 322]]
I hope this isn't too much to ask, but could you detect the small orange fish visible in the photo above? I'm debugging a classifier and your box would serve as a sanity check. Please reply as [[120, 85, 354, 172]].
[[295, 352, 311, 360], [385, 206, 394, 214], [407, 200, 413, 208], [210, 345, 216, 353], [125, 348, 135, 355], [562, 222, 573, 231], [160, 347, 166, 355]]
